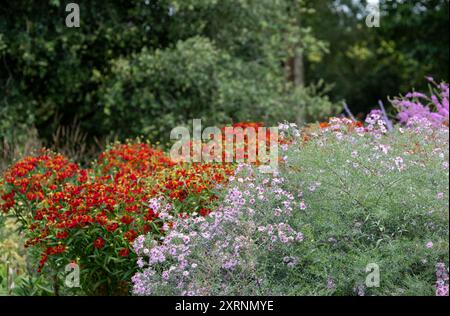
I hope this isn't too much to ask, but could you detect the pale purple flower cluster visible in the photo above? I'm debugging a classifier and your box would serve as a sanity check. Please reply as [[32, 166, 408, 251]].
[[278, 121, 301, 147], [436, 263, 449, 296], [148, 196, 173, 220], [131, 164, 304, 296], [283, 256, 299, 268], [354, 284, 366, 296], [327, 277, 336, 290], [365, 110, 388, 138], [393, 79, 449, 128]]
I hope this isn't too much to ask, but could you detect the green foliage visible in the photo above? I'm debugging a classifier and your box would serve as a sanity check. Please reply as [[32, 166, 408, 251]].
[[101, 37, 225, 140], [279, 122, 449, 295], [0, 1, 168, 141], [0, 0, 333, 145], [1, 1, 448, 145], [101, 36, 340, 142], [305, 0, 449, 114], [0, 217, 30, 295]]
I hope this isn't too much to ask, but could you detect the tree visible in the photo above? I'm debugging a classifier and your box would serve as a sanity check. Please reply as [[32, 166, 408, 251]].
[[304, 0, 449, 116], [0, 0, 336, 145]]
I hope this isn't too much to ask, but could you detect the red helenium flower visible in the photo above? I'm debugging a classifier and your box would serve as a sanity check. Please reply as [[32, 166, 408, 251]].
[[94, 237, 105, 249]]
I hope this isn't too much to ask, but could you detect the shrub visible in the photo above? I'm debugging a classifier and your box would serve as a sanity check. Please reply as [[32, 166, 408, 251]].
[[279, 116, 449, 295]]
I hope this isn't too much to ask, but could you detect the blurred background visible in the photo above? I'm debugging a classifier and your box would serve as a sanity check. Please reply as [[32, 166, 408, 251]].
[[0, 0, 448, 168]]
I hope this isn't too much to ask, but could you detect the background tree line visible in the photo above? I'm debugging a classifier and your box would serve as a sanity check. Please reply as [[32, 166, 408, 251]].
[[0, 0, 448, 157]]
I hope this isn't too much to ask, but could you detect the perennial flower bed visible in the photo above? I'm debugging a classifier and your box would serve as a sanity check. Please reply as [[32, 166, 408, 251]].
[[0, 82, 449, 296], [130, 110, 448, 296], [0, 142, 235, 294]]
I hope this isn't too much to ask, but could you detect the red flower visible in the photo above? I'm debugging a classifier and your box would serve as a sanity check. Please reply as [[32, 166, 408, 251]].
[[56, 231, 69, 239], [78, 169, 88, 183], [94, 237, 105, 249], [38, 254, 48, 272], [118, 248, 130, 257], [66, 219, 77, 229], [106, 223, 119, 232], [124, 230, 137, 242], [96, 215, 108, 226], [144, 209, 157, 222], [120, 214, 134, 225], [45, 244, 66, 255], [199, 208, 211, 217], [26, 192, 36, 201]]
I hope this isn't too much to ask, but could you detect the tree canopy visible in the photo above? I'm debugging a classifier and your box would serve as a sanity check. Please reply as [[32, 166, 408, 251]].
[[0, 0, 448, 144]]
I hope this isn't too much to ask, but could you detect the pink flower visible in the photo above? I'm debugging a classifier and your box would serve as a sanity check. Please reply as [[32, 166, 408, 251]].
[[426, 241, 434, 249], [299, 201, 307, 210], [327, 278, 336, 290], [436, 263, 449, 296]]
